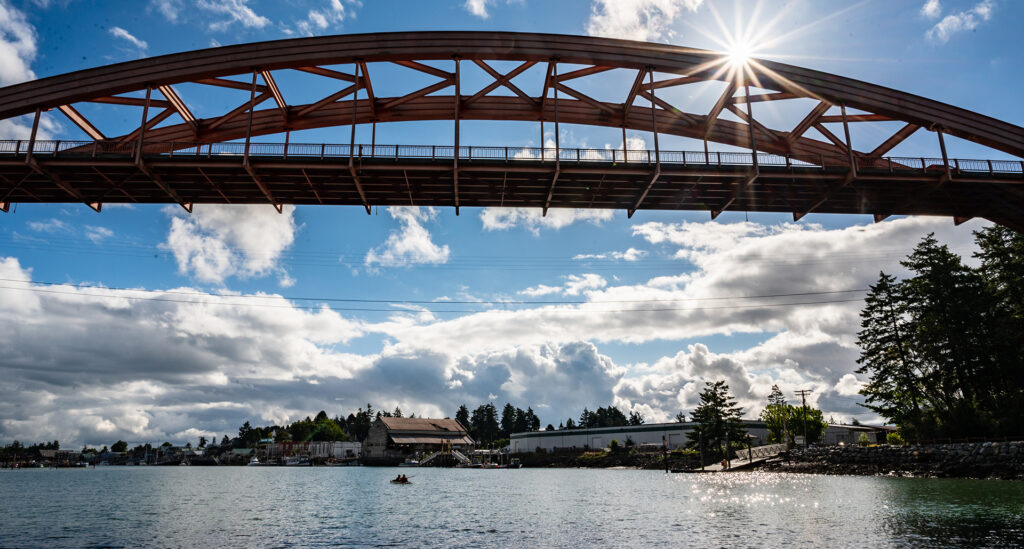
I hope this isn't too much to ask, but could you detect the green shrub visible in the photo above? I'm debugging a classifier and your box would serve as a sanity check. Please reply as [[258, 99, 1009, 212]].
[[609, 439, 620, 451], [886, 432, 904, 446], [857, 433, 870, 447]]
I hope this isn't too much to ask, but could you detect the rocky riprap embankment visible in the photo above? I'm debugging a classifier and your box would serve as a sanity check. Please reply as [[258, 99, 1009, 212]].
[[763, 441, 1024, 480]]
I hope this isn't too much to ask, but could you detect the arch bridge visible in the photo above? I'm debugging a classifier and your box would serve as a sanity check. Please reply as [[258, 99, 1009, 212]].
[[0, 32, 1021, 231]]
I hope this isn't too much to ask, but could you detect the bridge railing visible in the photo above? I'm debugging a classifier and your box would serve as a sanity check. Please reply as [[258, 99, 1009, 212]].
[[3, 140, 1022, 176], [741, 443, 788, 460]]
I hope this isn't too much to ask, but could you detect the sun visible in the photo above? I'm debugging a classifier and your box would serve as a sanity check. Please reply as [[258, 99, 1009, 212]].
[[726, 40, 754, 67]]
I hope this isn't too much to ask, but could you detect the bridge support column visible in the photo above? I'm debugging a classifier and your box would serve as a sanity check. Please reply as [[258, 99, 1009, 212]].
[[244, 71, 281, 213], [543, 60, 559, 216], [453, 56, 460, 216], [347, 61, 370, 214], [628, 68, 661, 218]]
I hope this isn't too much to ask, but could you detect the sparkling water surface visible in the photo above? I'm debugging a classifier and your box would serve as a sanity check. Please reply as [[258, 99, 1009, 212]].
[[1, 467, 1022, 548]]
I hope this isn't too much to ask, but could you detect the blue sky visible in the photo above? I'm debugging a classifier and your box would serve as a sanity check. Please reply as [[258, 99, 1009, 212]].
[[0, 0, 1020, 446]]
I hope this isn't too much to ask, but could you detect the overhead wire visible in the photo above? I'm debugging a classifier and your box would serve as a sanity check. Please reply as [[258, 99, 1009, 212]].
[[0, 282, 866, 315]]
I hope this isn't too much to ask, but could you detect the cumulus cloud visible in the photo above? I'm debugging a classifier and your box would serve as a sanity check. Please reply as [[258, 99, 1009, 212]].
[[109, 26, 148, 51], [0, 257, 370, 446], [0, 0, 36, 86], [0, 256, 624, 445], [920, 0, 941, 18], [365, 207, 451, 268], [197, 0, 271, 31], [0, 214, 990, 445], [926, 0, 993, 42], [162, 204, 298, 286], [0, 0, 60, 140], [480, 207, 615, 235], [585, 0, 704, 42]]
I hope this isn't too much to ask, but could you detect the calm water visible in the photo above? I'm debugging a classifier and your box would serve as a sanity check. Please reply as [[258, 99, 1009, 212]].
[[1, 467, 1022, 548]]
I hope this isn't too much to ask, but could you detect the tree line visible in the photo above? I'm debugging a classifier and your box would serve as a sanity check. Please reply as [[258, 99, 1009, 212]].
[[856, 227, 1024, 441]]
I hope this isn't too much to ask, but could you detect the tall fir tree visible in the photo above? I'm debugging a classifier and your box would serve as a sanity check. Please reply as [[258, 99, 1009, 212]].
[[686, 381, 747, 461]]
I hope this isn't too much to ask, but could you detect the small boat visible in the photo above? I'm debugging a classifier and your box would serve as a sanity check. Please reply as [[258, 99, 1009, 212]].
[[390, 479, 412, 485], [397, 460, 419, 467], [248, 456, 260, 466]]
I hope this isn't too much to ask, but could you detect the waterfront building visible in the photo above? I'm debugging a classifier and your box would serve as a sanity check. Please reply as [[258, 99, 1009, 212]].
[[263, 440, 361, 461], [823, 424, 896, 445], [510, 421, 770, 453], [362, 417, 474, 465]]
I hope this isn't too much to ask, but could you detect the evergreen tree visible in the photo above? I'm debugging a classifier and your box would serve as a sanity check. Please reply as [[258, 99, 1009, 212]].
[[628, 410, 645, 425], [759, 385, 790, 444], [686, 381, 747, 461], [579, 408, 593, 428], [974, 225, 1024, 435], [500, 403, 517, 436], [455, 404, 470, 431], [900, 234, 995, 436], [856, 272, 925, 437], [525, 407, 540, 431], [673, 411, 687, 423]]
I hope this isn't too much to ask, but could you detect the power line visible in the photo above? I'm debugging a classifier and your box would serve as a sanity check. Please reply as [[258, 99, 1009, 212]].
[[0, 277, 869, 306], [0, 283, 866, 315]]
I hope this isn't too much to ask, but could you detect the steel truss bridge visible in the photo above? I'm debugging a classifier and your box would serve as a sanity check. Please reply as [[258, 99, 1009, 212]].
[[1, 32, 1022, 231]]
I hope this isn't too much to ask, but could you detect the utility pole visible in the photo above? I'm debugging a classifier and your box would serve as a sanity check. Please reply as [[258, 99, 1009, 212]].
[[795, 389, 812, 448]]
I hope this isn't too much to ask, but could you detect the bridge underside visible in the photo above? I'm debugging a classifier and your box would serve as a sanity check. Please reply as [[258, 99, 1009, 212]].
[[4, 153, 1021, 231]]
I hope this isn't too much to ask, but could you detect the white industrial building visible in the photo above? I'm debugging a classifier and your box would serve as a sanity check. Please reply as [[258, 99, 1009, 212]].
[[510, 421, 770, 453]]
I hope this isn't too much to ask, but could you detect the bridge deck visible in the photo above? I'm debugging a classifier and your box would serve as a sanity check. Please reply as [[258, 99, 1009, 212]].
[[3, 141, 1022, 231]]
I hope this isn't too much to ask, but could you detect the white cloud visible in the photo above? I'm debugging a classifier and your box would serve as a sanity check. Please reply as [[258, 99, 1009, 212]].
[[84, 226, 114, 244], [480, 207, 615, 235], [921, 0, 941, 18], [464, 0, 491, 18], [27, 218, 68, 233], [0, 0, 37, 86], [520, 274, 607, 297], [151, 0, 184, 22], [0, 214, 994, 445], [834, 373, 865, 396], [162, 204, 298, 286], [519, 284, 561, 297], [365, 207, 451, 268], [573, 248, 647, 261], [926, 0, 993, 42], [294, 0, 355, 36], [109, 26, 148, 51], [585, 0, 704, 42], [197, 0, 271, 31], [0, 257, 368, 446]]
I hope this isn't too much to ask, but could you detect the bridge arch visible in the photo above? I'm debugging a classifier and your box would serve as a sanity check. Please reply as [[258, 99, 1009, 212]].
[[1, 31, 1022, 230]]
